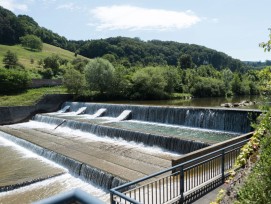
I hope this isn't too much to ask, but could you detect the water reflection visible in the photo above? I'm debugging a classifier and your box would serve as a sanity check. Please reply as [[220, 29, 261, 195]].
[[104, 95, 265, 109]]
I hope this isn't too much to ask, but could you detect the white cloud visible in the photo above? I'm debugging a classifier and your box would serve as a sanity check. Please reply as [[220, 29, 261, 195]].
[[90, 5, 201, 31], [0, 0, 28, 11], [57, 2, 81, 11]]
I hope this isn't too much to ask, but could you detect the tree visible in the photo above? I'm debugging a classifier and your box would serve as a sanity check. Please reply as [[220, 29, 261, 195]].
[[64, 68, 86, 95], [179, 54, 193, 69], [20, 34, 43, 51], [43, 54, 60, 75], [260, 28, 271, 52], [131, 67, 167, 99], [85, 58, 115, 94], [3, 50, 18, 68], [221, 68, 233, 96], [190, 77, 225, 97]]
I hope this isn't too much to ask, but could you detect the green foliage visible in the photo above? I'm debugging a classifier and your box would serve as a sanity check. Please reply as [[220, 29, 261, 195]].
[[0, 6, 18, 45], [257, 66, 271, 95], [3, 50, 18, 68], [231, 74, 251, 95], [71, 58, 89, 73], [0, 68, 30, 94], [85, 58, 115, 94], [131, 67, 168, 99], [63, 68, 86, 95], [259, 28, 271, 52], [196, 65, 220, 78], [190, 77, 225, 97], [179, 54, 193, 69], [20, 34, 43, 51], [235, 111, 271, 203], [0, 86, 66, 106], [221, 68, 233, 96]]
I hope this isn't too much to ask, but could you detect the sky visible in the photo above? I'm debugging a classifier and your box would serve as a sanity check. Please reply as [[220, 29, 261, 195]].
[[1, 0, 270, 61]]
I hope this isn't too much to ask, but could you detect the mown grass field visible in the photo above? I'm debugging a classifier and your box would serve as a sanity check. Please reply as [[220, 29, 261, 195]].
[[0, 43, 88, 70], [0, 86, 67, 107]]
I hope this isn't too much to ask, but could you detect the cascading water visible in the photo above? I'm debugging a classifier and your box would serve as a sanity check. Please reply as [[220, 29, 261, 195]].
[[0, 131, 126, 189], [33, 114, 209, 154], [61, 102, 260, 133]]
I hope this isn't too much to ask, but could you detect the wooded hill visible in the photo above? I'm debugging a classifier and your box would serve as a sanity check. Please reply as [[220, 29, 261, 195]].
[[1, 6, 247, 72]]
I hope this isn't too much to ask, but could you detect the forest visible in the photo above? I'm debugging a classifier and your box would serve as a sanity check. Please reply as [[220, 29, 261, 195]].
[[0, 6, 270, 100]]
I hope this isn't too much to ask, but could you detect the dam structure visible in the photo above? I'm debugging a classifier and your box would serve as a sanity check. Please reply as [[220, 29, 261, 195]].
[[0, 102, 260, 203]]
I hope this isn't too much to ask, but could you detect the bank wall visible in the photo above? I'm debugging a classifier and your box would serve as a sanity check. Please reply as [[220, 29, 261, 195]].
[[0, 94, 72, 125]]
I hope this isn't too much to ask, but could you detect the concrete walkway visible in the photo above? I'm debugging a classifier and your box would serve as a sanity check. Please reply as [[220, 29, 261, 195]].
[[0, 125, 179, 183], [193, 184, 227, 204]]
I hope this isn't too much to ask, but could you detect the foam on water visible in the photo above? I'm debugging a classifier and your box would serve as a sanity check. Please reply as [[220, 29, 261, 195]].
[[0, 174, 108, 203], [13, 120, 181, 157], [0, 134, 66, 169], [127, 120, 240, 135]]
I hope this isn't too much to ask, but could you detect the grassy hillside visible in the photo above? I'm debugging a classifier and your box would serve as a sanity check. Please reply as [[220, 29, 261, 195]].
[[0, 86, 67, 106], [0, 43, 88, 70]]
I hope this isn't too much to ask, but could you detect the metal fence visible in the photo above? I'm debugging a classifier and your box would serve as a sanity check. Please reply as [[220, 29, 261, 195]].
[[110, 138, 250, 204]]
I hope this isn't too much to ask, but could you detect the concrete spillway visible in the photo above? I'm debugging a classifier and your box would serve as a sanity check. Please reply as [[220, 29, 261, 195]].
[[61, 102, 260, 133], [0, 123, 179, 190], [0, 101, 258, 202]]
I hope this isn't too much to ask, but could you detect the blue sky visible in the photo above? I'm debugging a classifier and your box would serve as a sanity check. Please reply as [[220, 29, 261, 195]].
[[1, 0, 270, 61]]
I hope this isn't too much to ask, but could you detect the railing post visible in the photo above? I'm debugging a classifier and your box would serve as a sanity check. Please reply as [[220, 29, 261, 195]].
[[221, 149, 225, 183], [110, 192, 116, 204], [179, 165, 184, 203]]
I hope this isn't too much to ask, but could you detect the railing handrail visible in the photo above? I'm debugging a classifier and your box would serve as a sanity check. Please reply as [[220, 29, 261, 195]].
[[111, 135, 251, 192]]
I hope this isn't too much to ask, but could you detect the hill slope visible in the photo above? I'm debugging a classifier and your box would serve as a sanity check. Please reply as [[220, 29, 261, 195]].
[[0, 43, 88, 70], [0, 6, 248, 72]]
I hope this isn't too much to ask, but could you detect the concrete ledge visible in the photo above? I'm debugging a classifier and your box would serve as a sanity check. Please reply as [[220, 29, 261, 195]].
[[0, 94, 72, 125], [172, 132, 253, 166]]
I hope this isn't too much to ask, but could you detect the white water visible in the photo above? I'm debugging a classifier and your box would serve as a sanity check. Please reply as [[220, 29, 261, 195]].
[[12, 120, 181, 158], [0, 135, 65, 169], [0, 133, 109, 203], [0, 174, 108, 204], [127, 120, 240, 135]]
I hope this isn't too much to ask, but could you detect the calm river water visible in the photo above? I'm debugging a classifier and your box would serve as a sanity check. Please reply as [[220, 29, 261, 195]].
[[104, 95, 265, 109]]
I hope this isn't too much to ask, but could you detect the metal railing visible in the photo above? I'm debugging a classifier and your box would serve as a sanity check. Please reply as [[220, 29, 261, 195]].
[[110, 138, 250, 204]]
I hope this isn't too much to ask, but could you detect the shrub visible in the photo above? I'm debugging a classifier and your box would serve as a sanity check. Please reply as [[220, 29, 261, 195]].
[[131, 67, 167, 99], [236, 111, 271, 203], [0, 68, 30, 94], [190, 77, 226, 97], [20, 34, 43, 51], [63, 68, 86, 95]]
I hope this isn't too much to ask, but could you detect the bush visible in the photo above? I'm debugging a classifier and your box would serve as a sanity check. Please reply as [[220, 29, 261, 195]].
[[0, 68, 30, 94], [131, 67, 167, 99], [20, 34, 43, 51], [236, 112, 271, 203], [63, 68, 86, 95], [190, 77, 225, 97]]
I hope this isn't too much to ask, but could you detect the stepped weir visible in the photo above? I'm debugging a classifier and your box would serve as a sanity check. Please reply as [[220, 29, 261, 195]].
[[0, 102, 260, 203]]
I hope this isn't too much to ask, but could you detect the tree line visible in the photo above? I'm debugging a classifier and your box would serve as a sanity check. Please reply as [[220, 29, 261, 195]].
[[1, 6, 250, 72], [1, 6, 270, 100]]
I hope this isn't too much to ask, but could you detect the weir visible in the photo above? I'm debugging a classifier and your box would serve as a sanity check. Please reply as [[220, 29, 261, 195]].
[[33, 114, 209, 154], [61, 102, 260, 133], [0, 131, 126, 189], [0, 101, 259, 203]]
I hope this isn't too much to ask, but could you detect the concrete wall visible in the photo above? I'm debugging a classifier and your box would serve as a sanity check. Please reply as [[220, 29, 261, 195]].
[[29, 79, 63, 88], [0, 94, 72, 125], [172, 132, 253, 166]]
